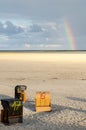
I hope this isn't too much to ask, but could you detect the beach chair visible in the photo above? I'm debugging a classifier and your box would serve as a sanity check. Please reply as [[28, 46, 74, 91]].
[[1, 98, 23, 125], [36, 91, 51, 112], [15, 85, 27, 102]]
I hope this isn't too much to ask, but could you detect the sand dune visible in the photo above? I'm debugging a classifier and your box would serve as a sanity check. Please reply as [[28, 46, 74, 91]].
[[0, 52, 86, 130]]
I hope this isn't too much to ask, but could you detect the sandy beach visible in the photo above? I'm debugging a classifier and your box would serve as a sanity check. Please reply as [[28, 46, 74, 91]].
[[0, 52, 86, 130]]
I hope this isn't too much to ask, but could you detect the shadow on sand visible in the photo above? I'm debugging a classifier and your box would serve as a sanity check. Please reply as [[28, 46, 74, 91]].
[[0, 99, 86, 130], [22, 103, 86, 130], [22, 98, 86, 129], [23, 100, 35, 111], [52, 104, 86, 113], [0, 94, 12, 100], [67, 96, 86, 102], [24, 99, 86, 113]]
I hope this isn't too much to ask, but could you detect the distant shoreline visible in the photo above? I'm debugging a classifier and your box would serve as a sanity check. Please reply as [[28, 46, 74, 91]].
[[0, 50, 86, 53]]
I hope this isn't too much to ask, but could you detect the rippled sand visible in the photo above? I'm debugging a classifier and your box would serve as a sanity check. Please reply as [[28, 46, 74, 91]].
[[0, 52, 86, 130]]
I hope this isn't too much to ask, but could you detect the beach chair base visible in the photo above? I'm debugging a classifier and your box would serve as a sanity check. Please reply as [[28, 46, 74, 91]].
[[36, 106, 51, 112]]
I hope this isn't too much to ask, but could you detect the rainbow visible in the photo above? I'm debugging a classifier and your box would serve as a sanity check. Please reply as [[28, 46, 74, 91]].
[[64, 18, 77, 50]]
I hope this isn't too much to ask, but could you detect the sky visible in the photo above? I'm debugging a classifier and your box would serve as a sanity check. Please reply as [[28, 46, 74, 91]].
[[0, 0, 86, 50]]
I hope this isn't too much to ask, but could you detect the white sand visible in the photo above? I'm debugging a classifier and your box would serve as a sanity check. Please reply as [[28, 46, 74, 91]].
[[0, 52, 86, 130]]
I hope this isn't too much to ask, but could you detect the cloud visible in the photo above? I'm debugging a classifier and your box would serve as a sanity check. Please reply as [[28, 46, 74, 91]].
[[30, 24, 43, 32], [24, 43, 62, 50], [0, 21, 24, 35], [0, 11, 86, 50], [75, 36, 86, 50], [44, 44, 62, 48], [38, 43, 62, 49], [0, 0, 86, 37], [24, 43, 31, 48], [0, 20, 69, 50], [0, 35, 9, 41]]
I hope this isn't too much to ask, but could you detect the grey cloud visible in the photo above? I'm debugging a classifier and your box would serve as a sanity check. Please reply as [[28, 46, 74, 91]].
[[0, 21, 67, 46], [30, 24, 43, 32], [75, 36, 86, 50], [0, 22, 3, 29], [0, 0, 85, 20], [0, 0, 86, 50], [0, 21, 24, 35], [0, 1, 86, 32], [70, 20, 86, 37], [0, 0, 86, 37], [0, 22, 4, 33], [29, 23, 59, 38]]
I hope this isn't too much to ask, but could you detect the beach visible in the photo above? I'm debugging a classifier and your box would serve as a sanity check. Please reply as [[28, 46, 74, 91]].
[[0, 52, 86, 130]]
